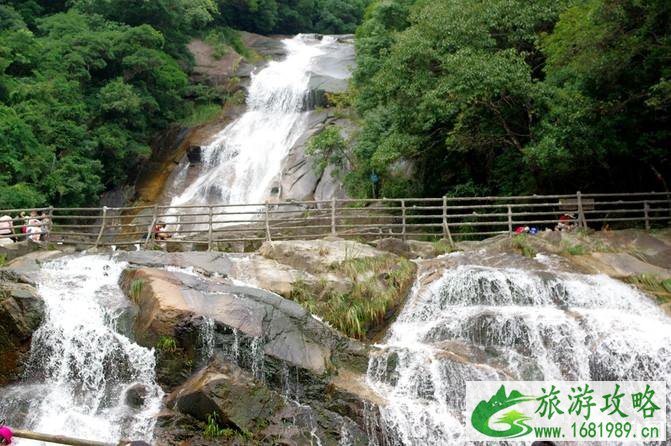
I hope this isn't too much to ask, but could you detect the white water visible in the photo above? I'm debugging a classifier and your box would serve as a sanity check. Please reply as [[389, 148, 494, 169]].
[[169, 35, 348, 222], [367, 260, 671, 444], [0, 255, 162, 444]]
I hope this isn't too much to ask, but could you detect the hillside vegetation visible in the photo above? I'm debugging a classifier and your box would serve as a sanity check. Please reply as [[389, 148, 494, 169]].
[[344, 0, 670, 198], [0, 0, 367, 208]]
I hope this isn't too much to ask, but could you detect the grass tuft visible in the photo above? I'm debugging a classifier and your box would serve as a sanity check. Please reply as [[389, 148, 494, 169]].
[[625, 273, 671, 302], [511, 234, 535, 258], [130, 279, 145, 299], [290, 255, 415, 339], [156, 336, 177, 353], [180, 103, 222, 127]]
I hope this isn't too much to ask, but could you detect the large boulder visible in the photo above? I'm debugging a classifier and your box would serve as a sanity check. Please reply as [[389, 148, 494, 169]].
[[122, 251, 232, 277], [168, 361, 284, 432], [159, 360, 369, 446], [228, 253, 352, 297], [0, 276, 44, 384], [119, 267, 363, 375], [258, 238, 388, 274]]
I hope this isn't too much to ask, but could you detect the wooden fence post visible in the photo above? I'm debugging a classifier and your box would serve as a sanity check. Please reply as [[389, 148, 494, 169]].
[[576, 191, 587, 228], [265, 203, 272, 242], [144, 205, 158, 249], [208, 206, 214, 251], [644, 201, 650, 231], [507, 205, 513, 237], [331, 197, 337, 236], [442, 196, 454, 247], [401, 199, 407, 241], [94, 206, 107, 248]]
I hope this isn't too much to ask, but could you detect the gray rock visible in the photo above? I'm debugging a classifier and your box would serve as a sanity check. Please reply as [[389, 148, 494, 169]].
[[314, 163, 348, 203], [258, 239, 389, 274], [0, 277, 44, 384], [122, 251, 232, 277], [279, 110, 332, 202], [119, 267, 364, 375], [162, 360, 369, 445], [124, 383, 149, 409]]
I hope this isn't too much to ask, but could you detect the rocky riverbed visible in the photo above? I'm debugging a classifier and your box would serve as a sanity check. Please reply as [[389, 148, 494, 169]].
[[0, 229, 669, 444]]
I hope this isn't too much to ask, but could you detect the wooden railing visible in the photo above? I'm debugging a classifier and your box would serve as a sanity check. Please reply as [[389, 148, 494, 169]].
[[0, 191, 669, 249]]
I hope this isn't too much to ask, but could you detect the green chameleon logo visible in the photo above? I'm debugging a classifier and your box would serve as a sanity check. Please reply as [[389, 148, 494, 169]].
[[471, 385, 537, 438]]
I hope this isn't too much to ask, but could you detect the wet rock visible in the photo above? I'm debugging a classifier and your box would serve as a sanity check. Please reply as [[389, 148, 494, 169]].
[[0, 250, 64, 282], [122, 251, 232, 277], [0, 278, 44, 384], [119, 267, 364, 375], [124, 383, 149, 408], [169, 361, 283, 432], [186, 146, 202, 164], [161, 360, 369, 446], [0, 241, 42, 263]]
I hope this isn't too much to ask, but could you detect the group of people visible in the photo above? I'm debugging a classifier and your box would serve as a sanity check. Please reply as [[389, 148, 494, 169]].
[[0, 210, 51, 245], [514, 213, 577, 235]]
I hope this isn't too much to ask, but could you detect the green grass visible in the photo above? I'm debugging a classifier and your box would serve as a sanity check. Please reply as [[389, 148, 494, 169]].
[[204, 28, 260, 62], [180, 103, 222, 127], [290, 255, 416, 339], [156, 336, 177, 353], [204, 413, 233, 439], [130, 279, 145, 299], [625, 273, 671, 302], [511, 234, 536, 258], [0, 254, 6, 267], [564, 244, 588, 256], [432, 239, 456, 256]]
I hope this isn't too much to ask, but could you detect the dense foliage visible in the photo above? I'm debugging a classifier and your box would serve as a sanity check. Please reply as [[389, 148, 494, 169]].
[[0, 0, 367, 208], [348, 0, 671, 197], [215, 0, 368, 35]]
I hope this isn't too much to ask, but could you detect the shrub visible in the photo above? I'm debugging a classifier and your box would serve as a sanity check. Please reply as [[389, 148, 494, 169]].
[[511, 234, 535, 258], [156, 336, 177, 353], [289, 255, 415, 339]]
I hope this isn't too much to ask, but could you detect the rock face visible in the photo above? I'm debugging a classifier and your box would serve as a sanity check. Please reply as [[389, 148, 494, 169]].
[[278, 113, 355, 203], [120, 267, 356, 375], [118, 248, 384, 444], [157, 360, 369, 446], [0, 272, 44, 384], [258, 238, 387, 274]]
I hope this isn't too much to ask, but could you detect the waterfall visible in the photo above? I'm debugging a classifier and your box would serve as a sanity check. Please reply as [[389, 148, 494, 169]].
[[168, 35, 349, 225], [366, 261, 671, 445], [0, 255, 162, 444]]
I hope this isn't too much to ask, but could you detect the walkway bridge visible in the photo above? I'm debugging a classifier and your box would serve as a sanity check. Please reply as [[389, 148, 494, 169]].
[[1, 191, 669, 251]]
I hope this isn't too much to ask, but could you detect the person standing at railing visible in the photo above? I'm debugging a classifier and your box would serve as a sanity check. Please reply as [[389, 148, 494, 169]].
[[40, 211, 51, 241], [0, 215, 14, 245], [26, 210, 42, 242]]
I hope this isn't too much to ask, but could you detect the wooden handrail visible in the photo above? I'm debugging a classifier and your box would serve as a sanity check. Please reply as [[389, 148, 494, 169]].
[[1, 191, 669, 247], [11, 428, 124, 446]]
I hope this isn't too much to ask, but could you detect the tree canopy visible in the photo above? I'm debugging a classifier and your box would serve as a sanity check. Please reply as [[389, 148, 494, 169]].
[[348, 0, 671, 198], [0, 0, 369, 208]]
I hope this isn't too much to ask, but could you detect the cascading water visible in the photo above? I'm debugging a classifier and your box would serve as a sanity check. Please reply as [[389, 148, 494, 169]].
[[367, 260, 671, 445], [169, 35, 350, 226], [0, 255, 162, 444]]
